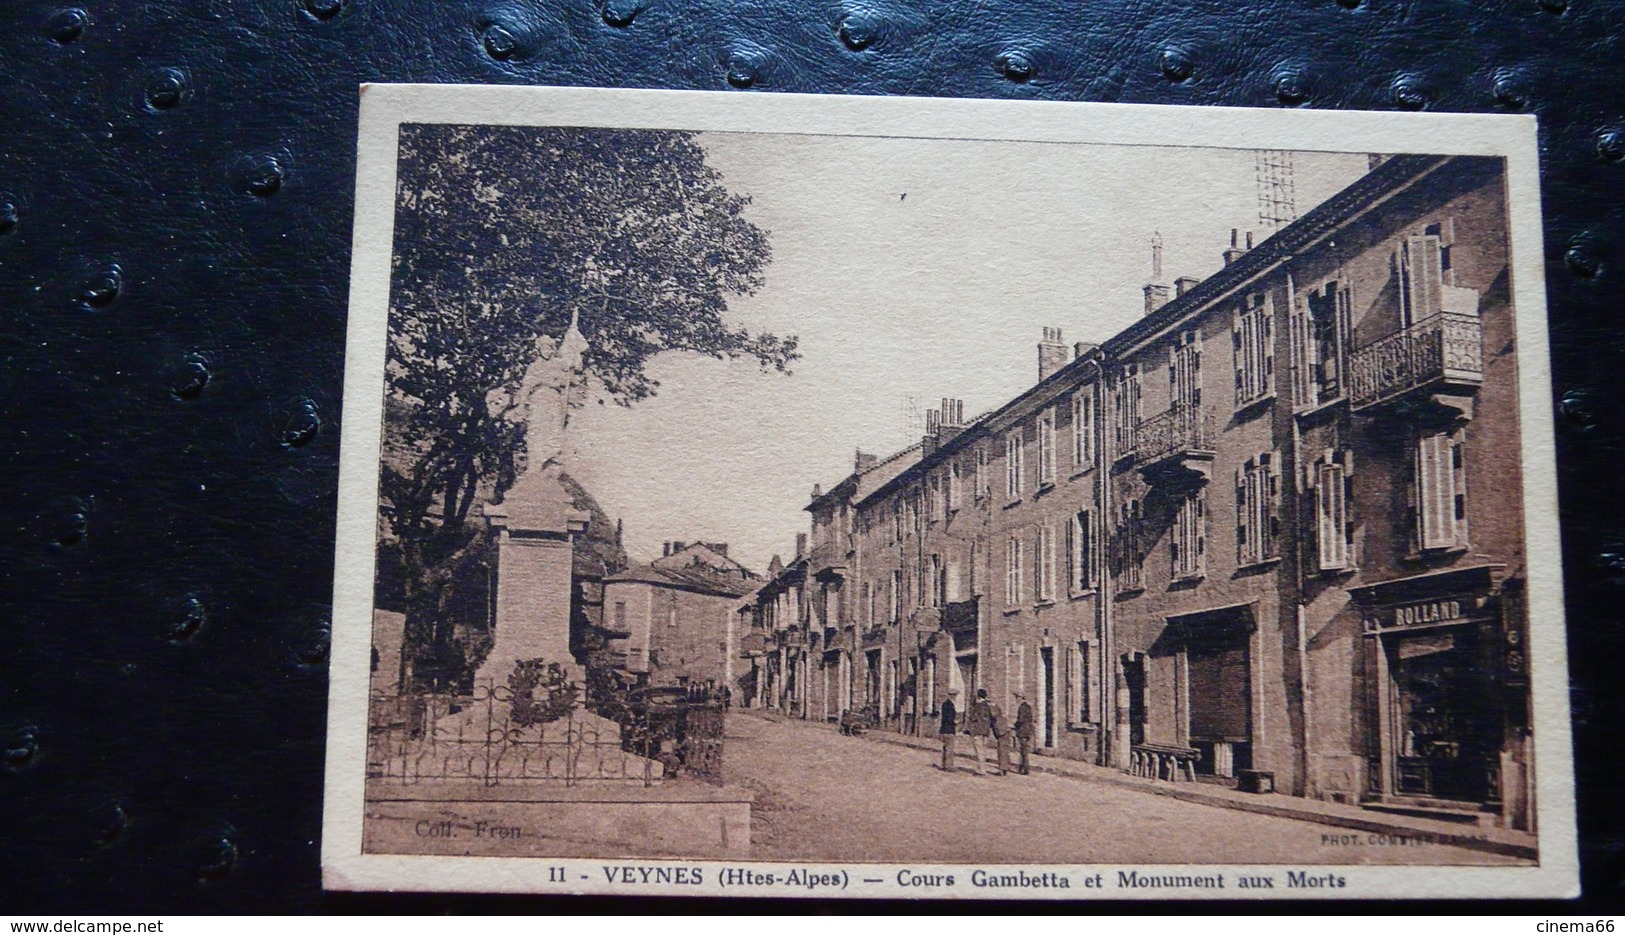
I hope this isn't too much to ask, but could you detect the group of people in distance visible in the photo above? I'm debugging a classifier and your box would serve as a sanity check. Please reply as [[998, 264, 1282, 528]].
[[936, 687, 1034, 776]]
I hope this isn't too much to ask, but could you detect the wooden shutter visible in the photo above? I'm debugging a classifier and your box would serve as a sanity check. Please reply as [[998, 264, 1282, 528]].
[[1403, 235, 1444, 325], [1235, 464, 1248, 565], [1315, 457, 1349, 571], [1232, 309, 1245, 404], [1064, 514, 1076, 593], [1263, 300, 1276, 398], [1416, 432, 1457, 549], [1265, 451, 1281, 559]]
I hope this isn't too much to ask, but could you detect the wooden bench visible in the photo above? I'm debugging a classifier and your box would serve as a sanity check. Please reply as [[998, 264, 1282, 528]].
[[1131, 743, 1199, 782]]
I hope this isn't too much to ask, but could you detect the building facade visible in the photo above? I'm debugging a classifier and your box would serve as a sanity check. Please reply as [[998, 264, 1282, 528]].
[[604, 541, 756, 692], [739, 154, 1534, 829]]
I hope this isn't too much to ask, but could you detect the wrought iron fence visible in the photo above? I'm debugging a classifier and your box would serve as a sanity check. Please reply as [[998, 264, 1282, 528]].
[[367, 679, 728, 787], [1348, 312, 1483, 409], [367, 682, 653, 786]]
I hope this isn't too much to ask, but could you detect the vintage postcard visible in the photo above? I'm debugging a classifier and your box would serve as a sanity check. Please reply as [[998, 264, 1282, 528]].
[[323, 85, 1577, 899]]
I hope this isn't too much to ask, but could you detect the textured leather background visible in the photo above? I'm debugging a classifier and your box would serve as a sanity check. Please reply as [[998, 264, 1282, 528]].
[[2, 0, 1622, 913]]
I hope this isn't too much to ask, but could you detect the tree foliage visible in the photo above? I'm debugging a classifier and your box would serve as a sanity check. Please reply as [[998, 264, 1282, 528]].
[[378, 125, 794, 686]]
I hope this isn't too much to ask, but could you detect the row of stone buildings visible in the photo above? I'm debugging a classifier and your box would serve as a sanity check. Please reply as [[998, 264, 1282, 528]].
[[735, 154, 1535, 830]]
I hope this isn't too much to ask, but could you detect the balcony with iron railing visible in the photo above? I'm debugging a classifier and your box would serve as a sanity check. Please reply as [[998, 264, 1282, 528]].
[[1348, 313, 1483, 412], [1132, 406, 1214, 483], [807, 538, 850, 575]]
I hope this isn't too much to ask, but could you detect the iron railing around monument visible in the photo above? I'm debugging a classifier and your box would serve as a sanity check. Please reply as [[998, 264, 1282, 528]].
[[367, 682, 654, 787], [366, 679, 728, 787]]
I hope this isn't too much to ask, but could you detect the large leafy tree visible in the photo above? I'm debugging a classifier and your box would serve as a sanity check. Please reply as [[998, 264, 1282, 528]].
[[378, 124, 794, 687]]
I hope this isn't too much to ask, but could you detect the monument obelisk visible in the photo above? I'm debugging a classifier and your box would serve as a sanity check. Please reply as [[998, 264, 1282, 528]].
[[475, 312, 591, 689]]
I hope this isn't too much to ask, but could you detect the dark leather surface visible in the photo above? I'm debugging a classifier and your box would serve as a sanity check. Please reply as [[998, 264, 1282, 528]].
[[2, 0, 1622, 913]]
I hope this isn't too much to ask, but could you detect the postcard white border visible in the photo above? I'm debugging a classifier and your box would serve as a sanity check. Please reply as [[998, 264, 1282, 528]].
[[323, 84, 1577, 899]]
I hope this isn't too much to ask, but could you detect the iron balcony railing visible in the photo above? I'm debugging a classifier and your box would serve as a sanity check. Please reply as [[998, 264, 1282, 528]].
[[1133, 406, 1212, 470], [1348, 312, 1483, 411]]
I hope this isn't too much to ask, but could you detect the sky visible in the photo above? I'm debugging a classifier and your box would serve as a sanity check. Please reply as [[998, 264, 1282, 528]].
[[564, 133, 1370, 575]]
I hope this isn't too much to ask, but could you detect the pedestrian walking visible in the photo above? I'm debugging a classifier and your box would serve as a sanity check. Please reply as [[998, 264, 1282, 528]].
[[966, 688, 995, 775], [1013, 691, 1035, 775], [989, 694, 1010, 776], [938, 688, 959, 771]]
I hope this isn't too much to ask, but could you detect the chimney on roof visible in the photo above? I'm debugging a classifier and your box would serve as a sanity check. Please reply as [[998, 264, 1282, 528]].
[[1073, 341, 1098, 360], [1175, 276, 1201, 297], [811, 483, 822, 500], [1223, 228, 1253, 266], [705, 542, 728, 558], [1038, 326, 1067, 382], [795, 532, 807, 557], [936, 398, 967, 445], [922, 407, 942, 456], [1143, 231, 1170, 316], [855, 448, 878, 472], [662, 541, 671, 557]]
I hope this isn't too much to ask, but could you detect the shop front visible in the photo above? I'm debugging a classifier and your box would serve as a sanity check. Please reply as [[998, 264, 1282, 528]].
[[1352, 564, 1530, 828], [1147, 604, 1257, 780]]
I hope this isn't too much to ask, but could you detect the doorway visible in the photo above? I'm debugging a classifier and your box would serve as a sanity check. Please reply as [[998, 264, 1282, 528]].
[[1387, 628, 1493, 802], [1039, 646, 1056, 748], [1122, 655, 1147, 746]]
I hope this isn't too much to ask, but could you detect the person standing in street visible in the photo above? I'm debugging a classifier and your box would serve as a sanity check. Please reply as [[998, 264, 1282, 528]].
[[989, 693, 1010, 776], [1013, 691, 1035, 775], [938, 688, 959, 771], [966, 688, 994, 775]]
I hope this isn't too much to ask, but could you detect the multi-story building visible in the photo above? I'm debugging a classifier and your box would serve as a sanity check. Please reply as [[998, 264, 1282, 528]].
[[603, 541, 756, 692], [740, 154, 1534, 830]]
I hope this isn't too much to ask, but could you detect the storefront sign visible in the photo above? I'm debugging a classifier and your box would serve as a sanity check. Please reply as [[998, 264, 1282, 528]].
[[1393, 599, 1464, 627]]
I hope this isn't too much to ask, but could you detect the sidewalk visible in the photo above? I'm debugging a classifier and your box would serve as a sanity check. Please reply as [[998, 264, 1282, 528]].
[[736, 707, 1538, 862]]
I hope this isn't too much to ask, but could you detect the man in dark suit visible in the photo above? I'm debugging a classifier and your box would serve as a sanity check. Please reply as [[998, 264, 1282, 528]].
[[1013, 691, 1035, 774], [938, 688, 959, 771]]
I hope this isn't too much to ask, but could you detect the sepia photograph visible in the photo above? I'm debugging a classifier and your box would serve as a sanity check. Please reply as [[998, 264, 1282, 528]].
[[323, 86, 1575, 899]]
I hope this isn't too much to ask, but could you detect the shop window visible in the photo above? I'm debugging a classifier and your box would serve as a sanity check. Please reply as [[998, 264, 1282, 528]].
[[1232, 293, 1275, 408], [1236, 452, 1281, 566]]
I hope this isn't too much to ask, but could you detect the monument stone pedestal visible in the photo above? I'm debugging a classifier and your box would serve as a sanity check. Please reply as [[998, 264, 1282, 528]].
[[474, 462, 588, 689]]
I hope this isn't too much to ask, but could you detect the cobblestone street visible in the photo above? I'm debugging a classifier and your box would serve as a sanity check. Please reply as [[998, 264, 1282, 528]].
[[725, 711, 1523, 867]]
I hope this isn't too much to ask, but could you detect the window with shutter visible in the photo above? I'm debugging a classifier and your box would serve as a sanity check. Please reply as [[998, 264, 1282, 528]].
[[1072, 391, 1094, 469], [1071, 641, 1091, 724], [1173, 485, 1207, 579], [1005, 536, 1022, 606], [1035, 525, 1054, 601], [1069, 509, 1093, 593], [1400, 235, 1445, 327], [1006, 432, 1023, 498], [1313, 450, 1356, 572], [1039, 411, 1057, 484], [1236, 452, 1280, 566], [1118, 499, 1144, 591], [1415, 431, 1467, 550], [1232, 294, 1275, 407]]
